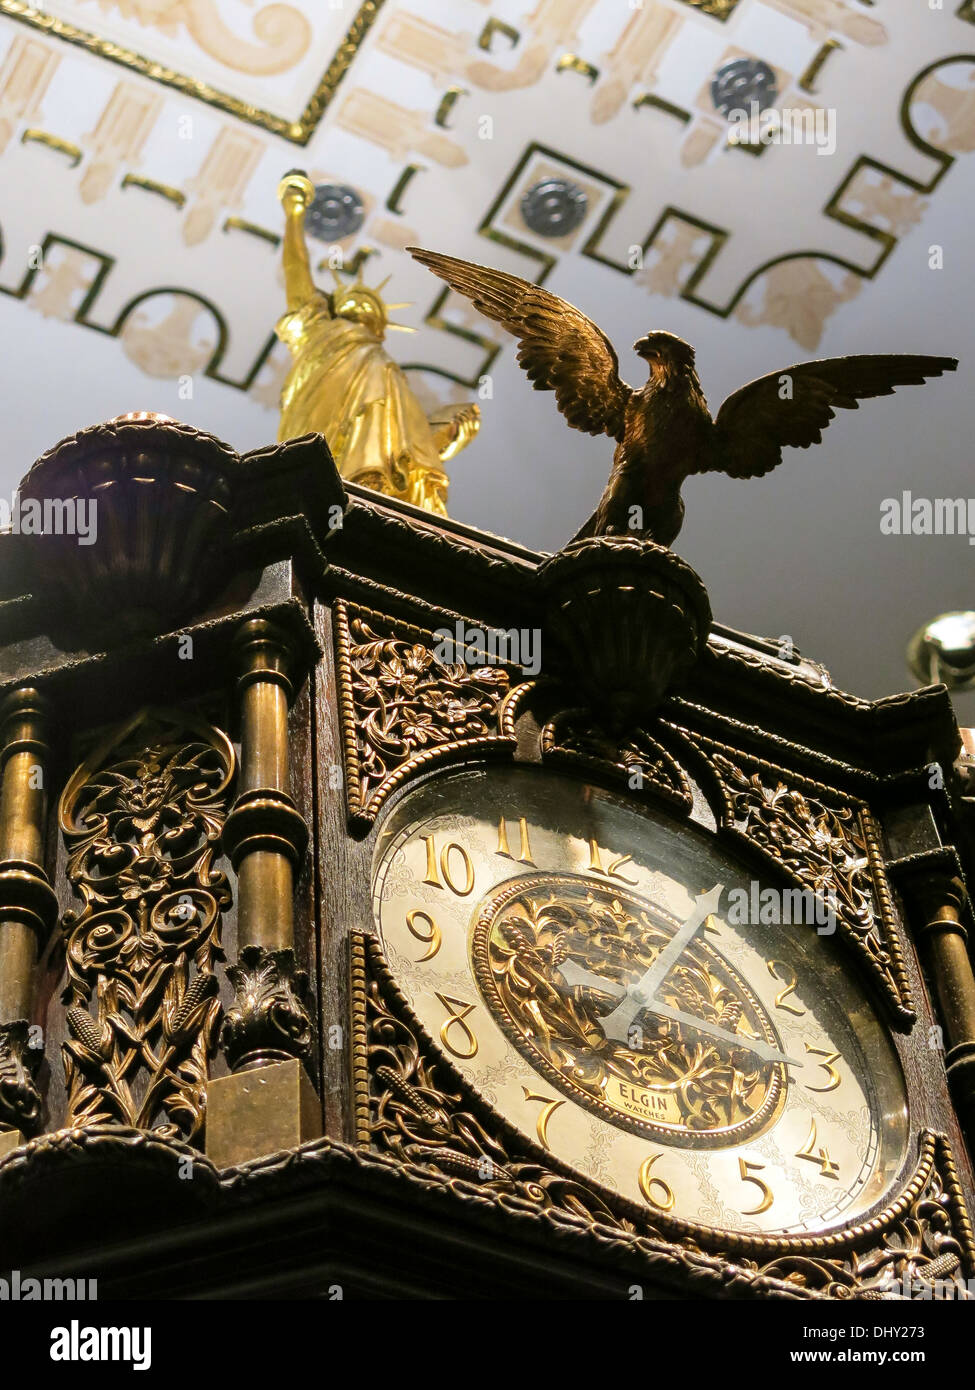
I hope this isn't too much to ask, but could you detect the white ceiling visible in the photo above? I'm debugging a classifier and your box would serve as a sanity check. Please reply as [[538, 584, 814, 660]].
[[0, 0, 973, 719]]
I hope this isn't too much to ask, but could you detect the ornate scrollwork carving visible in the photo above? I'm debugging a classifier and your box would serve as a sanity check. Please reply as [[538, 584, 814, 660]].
[[334, 601, 514, 827], [672, 731, 914, 1025], [0, 1021, 43, 1135], [751, 1135, 974, 1299], [353, 933, 972, 1298], [359, 934, 642, 1232], [541, 708, 693, 812], [220, 945, 313, 1071], [58, 708, 235, 1142]]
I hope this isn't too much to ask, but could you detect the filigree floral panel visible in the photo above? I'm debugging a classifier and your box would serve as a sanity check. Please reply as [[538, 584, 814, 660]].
[[668, 728, 914, 1025], [540, 707, 694, 813], [58, 706, 235, 1143], [333, 600, 515, 828]]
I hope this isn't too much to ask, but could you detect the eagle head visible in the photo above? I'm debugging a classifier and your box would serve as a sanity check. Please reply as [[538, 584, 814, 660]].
[[633, 331, 696, 372]]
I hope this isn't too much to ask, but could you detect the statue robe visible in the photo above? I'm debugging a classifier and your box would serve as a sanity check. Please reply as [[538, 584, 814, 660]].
[[276, 295, 449, 513]]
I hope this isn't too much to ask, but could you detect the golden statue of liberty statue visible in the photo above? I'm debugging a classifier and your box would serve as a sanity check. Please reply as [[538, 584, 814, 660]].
[[275, 171, 480, 515]]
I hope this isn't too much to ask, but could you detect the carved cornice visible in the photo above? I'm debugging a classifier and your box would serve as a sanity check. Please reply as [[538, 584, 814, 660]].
[[333, 600, 516, 829], [351, 932, 973, 1299]]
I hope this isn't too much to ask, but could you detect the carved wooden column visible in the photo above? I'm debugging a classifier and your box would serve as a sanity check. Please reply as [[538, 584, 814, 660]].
[[0, 688, 57, 1151], [904, 872, 975, 1158], [206, 619, 319, 1166]]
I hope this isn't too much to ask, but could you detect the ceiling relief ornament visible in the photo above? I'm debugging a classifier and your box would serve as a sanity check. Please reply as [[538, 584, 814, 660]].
[[353, 932, 975, 1298], [71, 0, 313, 75], [0, 0, 382, 139], [591, 4, 683, 125], [120, 292, 217, 377], [765, 0, 886, 45], [734, 260, 862, 352], [466, 0, 598, 94], [911, 60, 975, 155], [0, 30, 58, 150], [0, 3, 973, 403], [333, 601, 514, 829], [58, 708, 235, 1143]]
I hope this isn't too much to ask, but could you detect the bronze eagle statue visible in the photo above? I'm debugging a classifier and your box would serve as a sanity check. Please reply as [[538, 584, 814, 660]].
[[408, 247, 957, 547]]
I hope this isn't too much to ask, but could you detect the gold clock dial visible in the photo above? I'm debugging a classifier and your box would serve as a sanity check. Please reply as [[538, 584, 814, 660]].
[[472, 875, 787, 1146], [371, 766, 910, 1237]]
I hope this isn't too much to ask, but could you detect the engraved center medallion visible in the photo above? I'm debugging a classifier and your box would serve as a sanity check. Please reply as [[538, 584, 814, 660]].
[[471, 874, 785, 1147]]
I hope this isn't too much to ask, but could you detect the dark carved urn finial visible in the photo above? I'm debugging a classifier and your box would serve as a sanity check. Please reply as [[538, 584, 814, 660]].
[[536, 535, 711, 723]]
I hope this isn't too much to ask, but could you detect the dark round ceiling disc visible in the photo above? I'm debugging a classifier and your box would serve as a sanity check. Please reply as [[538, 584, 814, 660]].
[[306, 183, 365, 242], [520, 178, 589, 238], [711, 57, 778, 119]]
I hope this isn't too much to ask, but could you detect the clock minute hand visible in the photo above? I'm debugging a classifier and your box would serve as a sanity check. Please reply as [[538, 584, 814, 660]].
[[596, 883, 724, 1043], [646, 1000, 803, 1068], [558, 960, 802, 1069]]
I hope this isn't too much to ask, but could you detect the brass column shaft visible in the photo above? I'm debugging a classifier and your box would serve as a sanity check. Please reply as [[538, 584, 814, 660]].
[[237, 850, 293, 953], [224, 619, 308, 961], [0, 690, 54, 1025], [241, 677, 289, 796], [909, 877, 975, 1157], [0, 749, 46, 865], [927, 917, 975, 1046], [0, 751, 44, 1020]]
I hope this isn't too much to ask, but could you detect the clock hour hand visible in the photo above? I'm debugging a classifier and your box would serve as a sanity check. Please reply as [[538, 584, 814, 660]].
[[558, 882, 804, 1069], [595, 883, 724, 1043]]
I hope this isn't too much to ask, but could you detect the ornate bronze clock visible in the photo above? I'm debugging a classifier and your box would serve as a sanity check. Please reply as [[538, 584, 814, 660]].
[[372, 765, 909, 1239], [0, 418, 973, 1307]]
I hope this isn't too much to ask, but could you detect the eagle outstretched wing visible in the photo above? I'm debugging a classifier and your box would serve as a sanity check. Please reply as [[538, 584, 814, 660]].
[[705, 354, 958, 478], [408, 247, 632, 440]]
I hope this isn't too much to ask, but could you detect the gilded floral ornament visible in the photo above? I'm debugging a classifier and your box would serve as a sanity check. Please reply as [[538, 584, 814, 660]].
[[541, 708, 694, 812], [58, 708, 235, 1142], [334, 601, 513, 827], [0, 1021, 43, 1135], [673, 732, 913, 1023]]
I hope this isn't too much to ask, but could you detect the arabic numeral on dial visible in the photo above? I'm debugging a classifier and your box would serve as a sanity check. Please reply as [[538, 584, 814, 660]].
[[422, 836, 475, 896], [638, 1153, 675, 1212], [587, 838, 638, 885], [406, 908, 441, 962], [496, 814, 535, 864], [766, 959, 806, 1016], [435, 993, 479, 1058], [737, 1158, 773, 1215], [804, 1043, 842, 1092], [796, 1118, 841, 1180]]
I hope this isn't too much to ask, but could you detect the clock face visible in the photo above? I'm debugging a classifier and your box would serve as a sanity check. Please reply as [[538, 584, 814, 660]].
[[371, 766, 910, 1237]]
